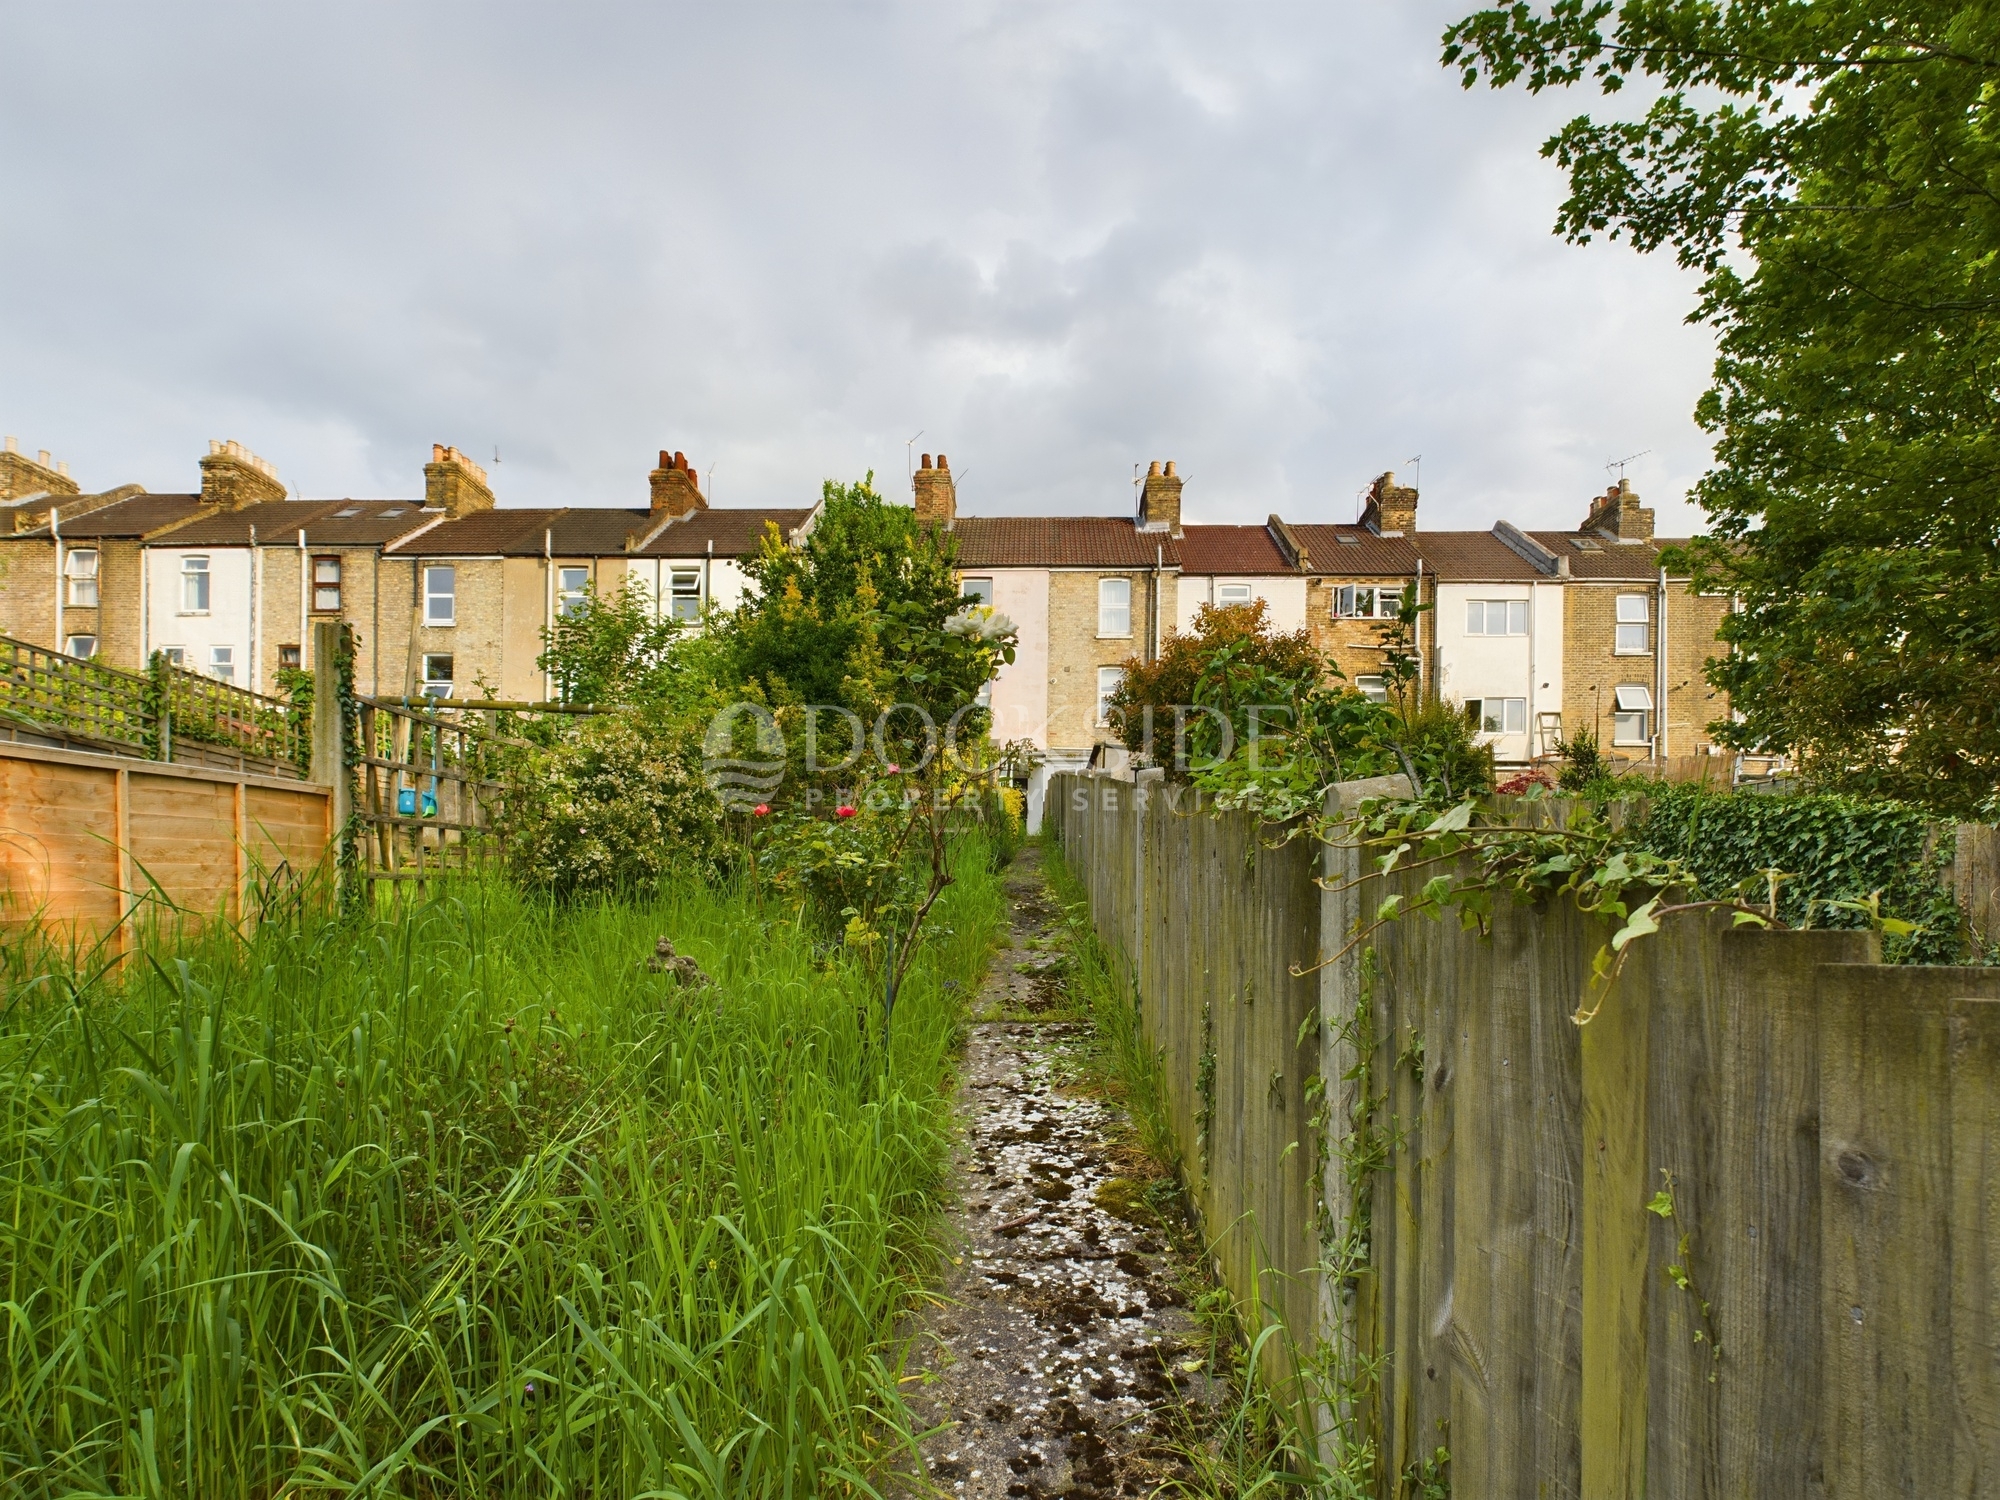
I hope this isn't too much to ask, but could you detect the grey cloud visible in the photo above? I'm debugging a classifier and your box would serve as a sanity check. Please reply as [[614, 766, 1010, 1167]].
[[1, 1, 1715, 533]]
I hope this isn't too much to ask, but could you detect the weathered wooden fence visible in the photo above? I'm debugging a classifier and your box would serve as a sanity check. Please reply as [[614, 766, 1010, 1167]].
[[1049, 770, 2000, 1498]]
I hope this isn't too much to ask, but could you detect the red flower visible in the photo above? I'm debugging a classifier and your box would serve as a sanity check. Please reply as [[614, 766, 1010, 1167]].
[[885, 763, 900, 774], [836, 805, 857, 818], [753, 804, 770, 816]]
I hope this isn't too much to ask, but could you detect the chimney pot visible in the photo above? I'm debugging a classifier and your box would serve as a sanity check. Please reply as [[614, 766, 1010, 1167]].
[[673, 451, 687, 469], [936, 452, 948, 471], [1147, 460, 1162, 477], [1164, 460, 1176, 477], [3, 436, 15, 454], [38, 451, 50, 466], [658, 450, 671, 468]]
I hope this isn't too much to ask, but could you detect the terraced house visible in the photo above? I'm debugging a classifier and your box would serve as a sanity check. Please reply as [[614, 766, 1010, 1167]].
[[0, 429, 1732, 801]]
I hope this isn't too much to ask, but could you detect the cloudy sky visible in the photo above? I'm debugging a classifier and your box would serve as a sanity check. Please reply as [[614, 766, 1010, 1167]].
[[2, 2, 1716, 534]]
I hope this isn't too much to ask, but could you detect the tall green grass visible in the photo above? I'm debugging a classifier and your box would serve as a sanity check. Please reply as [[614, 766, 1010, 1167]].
[[0, 842, 1005, 1498]]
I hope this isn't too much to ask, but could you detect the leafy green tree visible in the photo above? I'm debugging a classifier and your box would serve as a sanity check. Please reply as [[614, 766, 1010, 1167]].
[[726, 475, 1014, 775], [1444, 2, 2000, 814]]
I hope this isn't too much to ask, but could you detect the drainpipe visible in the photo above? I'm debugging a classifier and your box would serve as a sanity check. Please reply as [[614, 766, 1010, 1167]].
[[1656, 564, 1669, 762], [140, 539, 150, 663], [1526, 583, 1537, 762], [705, 537, 714, 620], [51, 506, 63, 651], [543, 528, 555, 699], [1152, 545, 1163, 663], [249, 525, 260, 691], [298, 530, 309, 672], [1414, 558, 1425, 705]]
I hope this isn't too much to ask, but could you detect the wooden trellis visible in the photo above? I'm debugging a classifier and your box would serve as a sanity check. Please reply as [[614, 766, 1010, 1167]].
[[353, 697, 528, 887]]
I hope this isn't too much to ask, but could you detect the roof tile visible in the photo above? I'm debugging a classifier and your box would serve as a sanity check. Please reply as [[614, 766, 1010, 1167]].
[[949, 516, 1181, 569]]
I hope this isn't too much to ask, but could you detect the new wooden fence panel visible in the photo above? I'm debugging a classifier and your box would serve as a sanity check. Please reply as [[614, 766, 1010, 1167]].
[[1819, 964, 2000, 1500], [0, 743, 329, 940], [0, 750, 121, 926]]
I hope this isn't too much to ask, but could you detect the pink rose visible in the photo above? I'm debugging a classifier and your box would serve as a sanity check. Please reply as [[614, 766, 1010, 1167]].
[[753, 804, 770, 816], [836, 805, 857, 818]]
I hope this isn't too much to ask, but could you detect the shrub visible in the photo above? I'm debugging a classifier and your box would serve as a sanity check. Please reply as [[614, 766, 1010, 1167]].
[[501, 716, 724, 898]]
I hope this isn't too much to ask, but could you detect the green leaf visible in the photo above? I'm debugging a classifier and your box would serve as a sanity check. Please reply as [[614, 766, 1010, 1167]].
[[1610, 897, 1661, 954], [1645, 1189, 1675, 1220]]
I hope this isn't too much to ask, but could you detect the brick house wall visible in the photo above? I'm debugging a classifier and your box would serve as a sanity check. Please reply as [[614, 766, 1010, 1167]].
[[1044, 569, 1176, 753], [1562, 579, 1732, 758], [1303, 575, 1415, 692]]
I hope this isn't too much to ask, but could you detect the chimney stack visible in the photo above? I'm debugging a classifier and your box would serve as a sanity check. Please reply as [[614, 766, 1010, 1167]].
[[913, 452, 957, 524], [1361, 471, 1417, 536], [199, 439, 288, 510], [1138, 460, 1183, 534], [424, 444, 497, 517], [1579, 476, 1655, 542], [648, 449, 707, 518], [0, 435, 81, 502]]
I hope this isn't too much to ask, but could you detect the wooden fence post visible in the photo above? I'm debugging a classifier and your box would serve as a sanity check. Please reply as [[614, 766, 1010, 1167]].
[[308, 621, 351, 895]]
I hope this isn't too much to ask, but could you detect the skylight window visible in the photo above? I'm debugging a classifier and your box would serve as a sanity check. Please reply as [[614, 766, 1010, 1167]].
[[378, 508, 406, 518], [333, 506, 363, 518], [1572, 537, 1601, 551]]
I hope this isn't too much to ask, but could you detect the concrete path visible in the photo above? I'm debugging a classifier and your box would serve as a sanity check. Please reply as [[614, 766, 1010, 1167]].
[[905, 846, 1219, 1499]]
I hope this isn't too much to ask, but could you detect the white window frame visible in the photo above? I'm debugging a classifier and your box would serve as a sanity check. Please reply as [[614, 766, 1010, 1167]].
[[1615, 593, 1651, 654], [1096, 666, 1126, 726], [1335, 584, 1403, 620], [1217, 582, 1254, 606], [180, 555, 211, 615], [312, 556, 342, 613], [557, 565, 591, 618], [1098, 577, 1132, 638], [1355, 675, 1388, 703], [960, 576, 995, 605], [63, 548, 99, 607], [421, 653, 455, 698], [668, 566, 703, 623], [1466, 599, 1529, 636], [208, 645, 235, 683], [1613, 684, 1654, 745], [424, 565, 456, 627], [1465, 696, 1526, 735], [64, 634, 98, 659], [159, 646, 186, 669]]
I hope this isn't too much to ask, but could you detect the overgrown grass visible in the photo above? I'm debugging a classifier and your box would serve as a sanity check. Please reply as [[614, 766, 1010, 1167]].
[[0, 838, 1007, 1498], [1034, 836, 1367, 1498]]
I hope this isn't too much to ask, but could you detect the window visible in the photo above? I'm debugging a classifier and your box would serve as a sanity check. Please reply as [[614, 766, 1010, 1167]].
[[424, 565, 455, 626], [557, 566, 591, 618], [1615, 594, 1650, 654], [1098, 577, 1132, 637], [209, 645, 235, 683], [1464, 697, 1527, 735], [1466, 599, 1528, 636], [422, 654, 455, 698], [1613, 684, 1654, 745], [960, 576, 995, 605], [63, 548, 98, 607], [278, 643, 301, 669], [1217, 582, 1254, 606], [1096, 666, 1125, 726], [160, 646, 185, 669], [181, 555, 210, 614], [1355, 675, 1388, 703], [64, 634, 97, 659], [668, 566, 702, 622], [1335, 584, 1402, 619], [312, 556, 342, 612]]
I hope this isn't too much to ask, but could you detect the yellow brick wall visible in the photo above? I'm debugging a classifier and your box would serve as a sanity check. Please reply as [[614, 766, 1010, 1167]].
[[1045, 570, 1171, 751], [0, 538, 148, 670], [1563, 580, 1731, 758], [1303, 576, 1412, 690], [0, 539, 58, 650]]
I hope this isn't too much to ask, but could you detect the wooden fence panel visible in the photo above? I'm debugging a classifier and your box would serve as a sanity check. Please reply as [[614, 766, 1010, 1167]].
[[1948, 998, 2000, 1491], [0, 742, 328, 939]]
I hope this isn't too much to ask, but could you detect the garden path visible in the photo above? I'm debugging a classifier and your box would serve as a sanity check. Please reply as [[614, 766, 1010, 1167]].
[[905, 846, 1219, 1499]]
